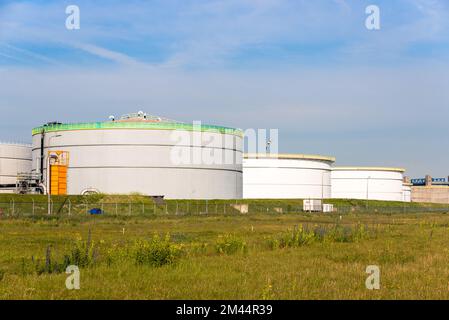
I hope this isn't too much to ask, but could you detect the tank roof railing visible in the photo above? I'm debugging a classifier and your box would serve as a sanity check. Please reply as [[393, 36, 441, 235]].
[[119, 112, 183, 123], [244, 153, 336, 162], [31, 121, 243, 137]]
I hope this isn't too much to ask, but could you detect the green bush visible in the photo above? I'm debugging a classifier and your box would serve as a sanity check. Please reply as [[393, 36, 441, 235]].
[[268, 224, 370, 249], [62, 238, 97, 268], [215, 234, 247, 255], [267, 225, 317, 249], [132, 233, 183, 267]]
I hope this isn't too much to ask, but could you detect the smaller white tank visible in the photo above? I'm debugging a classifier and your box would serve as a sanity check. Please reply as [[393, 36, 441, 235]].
[[243, 153, 335, 199], [0, 143, 32, 193], [331, 167, 406, 202]]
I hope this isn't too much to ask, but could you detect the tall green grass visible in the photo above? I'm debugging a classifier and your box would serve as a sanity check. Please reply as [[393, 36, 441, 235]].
[[2, 212, 449, 299]]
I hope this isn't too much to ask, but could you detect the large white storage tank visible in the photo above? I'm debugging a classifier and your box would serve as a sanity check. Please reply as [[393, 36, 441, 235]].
[[31, 113, 243, 199], [0, 143, 32, 193], [243, 153, 335, 199], [331, 167, 406, 201]]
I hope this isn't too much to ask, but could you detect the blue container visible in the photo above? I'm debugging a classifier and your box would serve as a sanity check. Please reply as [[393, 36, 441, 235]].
[[89, 208, 103, 215]]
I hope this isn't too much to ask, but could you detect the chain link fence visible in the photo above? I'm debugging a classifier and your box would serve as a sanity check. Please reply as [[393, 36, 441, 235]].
[[0, 199, 448, 218], [0, 200, 248, 217]]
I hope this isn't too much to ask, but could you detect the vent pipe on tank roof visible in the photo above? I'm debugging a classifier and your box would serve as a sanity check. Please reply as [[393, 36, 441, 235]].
[[40, 128, 45, 182]]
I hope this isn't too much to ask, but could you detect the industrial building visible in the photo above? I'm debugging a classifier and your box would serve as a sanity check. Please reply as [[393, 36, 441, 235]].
[[331, 167, 408, 202], [243, 153, 335, 199], [410, 175, 449, 204], [31, 112, 243, 199], [0, 143, 32, 193]]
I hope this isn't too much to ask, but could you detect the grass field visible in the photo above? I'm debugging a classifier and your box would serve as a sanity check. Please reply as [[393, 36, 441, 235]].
[[1, 200, 449, 300]]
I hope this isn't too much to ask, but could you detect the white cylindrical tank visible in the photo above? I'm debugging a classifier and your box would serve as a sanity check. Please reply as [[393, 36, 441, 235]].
[[331, 167, 406, 201], [402, 183, 412, 202], [243, 153, 335, 199], [0, 143, 32, 193], [31, 114, 243, 199]]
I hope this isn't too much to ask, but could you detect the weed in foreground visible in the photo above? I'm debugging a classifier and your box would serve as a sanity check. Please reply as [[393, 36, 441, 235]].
[[215, 234, 247, 255], [132, 233, 183, 267], [267, 224, 370, 249]]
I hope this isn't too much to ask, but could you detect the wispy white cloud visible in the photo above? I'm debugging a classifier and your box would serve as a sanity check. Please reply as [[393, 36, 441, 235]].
[[0, 50, 29, 63], [410, 0, 448, 37], [70, 42, 142, 66], [0, 42, 63, 65], [1, 0, 448, 68]]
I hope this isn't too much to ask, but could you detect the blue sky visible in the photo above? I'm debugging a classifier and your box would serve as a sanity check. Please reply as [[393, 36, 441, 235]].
[[0, 0, 448, 177]]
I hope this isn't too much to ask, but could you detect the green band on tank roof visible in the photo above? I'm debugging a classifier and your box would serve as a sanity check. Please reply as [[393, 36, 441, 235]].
[[32, 121, 243, 137]]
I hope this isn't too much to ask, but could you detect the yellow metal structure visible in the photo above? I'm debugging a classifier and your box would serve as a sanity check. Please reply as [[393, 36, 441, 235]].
[[48, 151, 69, 195], [50, 165, 67, 195]]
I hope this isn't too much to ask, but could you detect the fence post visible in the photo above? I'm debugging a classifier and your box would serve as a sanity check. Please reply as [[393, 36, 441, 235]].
[[142, 202, 145, 215], [32, 198, 35, 216], [165, 203, 168, 214], [115, 202, 118, 215], [68, 199, 71, 216], [128, 201, 131, 216]]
